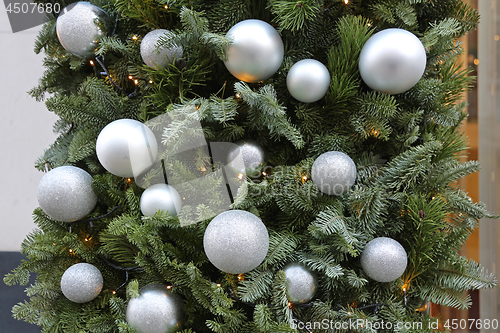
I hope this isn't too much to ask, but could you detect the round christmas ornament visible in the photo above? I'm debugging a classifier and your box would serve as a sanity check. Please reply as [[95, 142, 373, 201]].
[[96, 119, 158, 178], [359, 28, 426, 95], [141, 29, 183, 69], [360, 237, 408, 283], [224, 19, 284, 83], [283, 263, 317, 304], [203, 210, 269, 274], [227, 140, 266, 178], [311, 151, 357, 196], [56, 1, 108, 58], [287, 59, 331, 103], [140, 184, 182, 217], [126, 284, 184, 333], [60, 263, 103, 303], [37, 165, 97, 222]]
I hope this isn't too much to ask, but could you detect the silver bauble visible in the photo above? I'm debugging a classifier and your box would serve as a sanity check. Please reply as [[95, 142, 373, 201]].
[[96, 119, 158, 178], [359, 28, 426, 94], [37, 166, 97, 222], [203, 210, 269, 274], [287, 59, 331, 103], [141, 29, 183, 69], [227, 140, 266, 178], [60, 263, 103, 303], [360, 237, 408, 283], [283, 263, 317, 304], [224, 19, 284, 83], [140, 184, 182, 217], [126, 284, 184, 333], [311, 151, 356, 196], [56, 2, 108, 58]]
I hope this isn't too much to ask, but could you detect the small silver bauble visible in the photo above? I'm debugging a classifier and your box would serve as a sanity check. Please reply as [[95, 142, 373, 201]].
[[37, 166, 97, 222], [311, 151, 356, 196], [140, 184, 182, 217], [60, 263, 103, 303], [227, 140, 266, 178], [203, 210, 269, 274], [360, 237, 408, 283], [359, 28, 426, 94], [56, 2, 108, 58], [126, 284, 184, 333], [224, 19, 284, 83], [283, 263, 317, 304], [287, 59, 331, 103], [96, 119, 158, 178], [141, 29, 183, 69]]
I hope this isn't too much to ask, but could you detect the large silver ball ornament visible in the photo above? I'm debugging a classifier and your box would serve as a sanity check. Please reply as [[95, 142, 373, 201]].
[[126, 284, 184, 333], [287, 59, 331, 103], [359, 28, 426, 94], [60, 263, 103, 303], [37, 166, 97, 222], [56, 2, 108, 58], [224, 19, 284, 83], [311, 151, 356, 196], [96, 119, 158, 178], [140, 184, 182, 217], [227, 140, 266, 178], [141, 29, 183, 69], [360, 237, 408, 283], [283, 263, 317, 304], [203, 210, 269, 274]]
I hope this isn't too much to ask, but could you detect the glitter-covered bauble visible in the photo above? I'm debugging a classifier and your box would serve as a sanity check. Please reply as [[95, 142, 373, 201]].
[[203, 210, 269, 274], [311, 151, 356, 196], [140, 29, 183, 69], [126, 284, 184, 333], [224, 19, 284, 83], [60, 263, 103, 303], [56, 2, 108, 58], [227, 140, 266, 178], [37, 166, 97, 222], [96, 119, 158, 178], [287, 59, 331, 103], [360, 237, 408, 283], [283, 263, 318, 304], [140, 184, 182, 217], [359, 28, 426, 95]]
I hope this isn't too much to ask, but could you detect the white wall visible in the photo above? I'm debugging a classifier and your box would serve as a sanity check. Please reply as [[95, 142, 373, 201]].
[[0, 13, 59, 251]]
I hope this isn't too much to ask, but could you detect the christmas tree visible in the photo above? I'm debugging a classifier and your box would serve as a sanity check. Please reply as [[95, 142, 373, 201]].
[[4, 0, 498, 332]]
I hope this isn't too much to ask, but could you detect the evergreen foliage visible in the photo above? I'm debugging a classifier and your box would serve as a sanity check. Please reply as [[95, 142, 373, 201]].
[[5, 0, 497, 332]]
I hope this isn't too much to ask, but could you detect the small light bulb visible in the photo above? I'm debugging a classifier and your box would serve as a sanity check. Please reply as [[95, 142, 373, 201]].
[[235, 93, 241, 99], [132, 35, 138, 40], [217, 283, 221, 287], [166, 285, 172, 289], [164, 4, 169, 9], [112, 290, 116, 294], [128, 75, 133, 80], [134, 79, 139, 85], [69, 249, 73, 253], [238, 173, 244, 180], [149, 80, 153, 84], [344, 0, 349, 4], [200, 166, 207, 172], [89, 60, 94, 66], [262, 172, 267, 176]]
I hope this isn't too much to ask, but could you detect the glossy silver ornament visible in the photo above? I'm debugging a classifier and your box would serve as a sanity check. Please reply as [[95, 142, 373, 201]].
[[311, 151, 356, 196], [227, 140, 266, 178], [60, 263, 103, 303], [141, 29, 183, 69], [37, 166, 97, 222], [126, 284, 184, 333], [140, 184, 182, 217], [224, 19, 284, 83], [359, 28, 426, 94], [96, 119, 158, 178], [203, 210, 269, 274], [283, 263, 317, 304], [287, 59, 331, 103], [56, 2, 108, 58], [360, 237, 408, 283]]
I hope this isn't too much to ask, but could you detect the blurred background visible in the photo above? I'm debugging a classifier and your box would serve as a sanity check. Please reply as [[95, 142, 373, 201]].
[[0, 0, 499, 332]]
